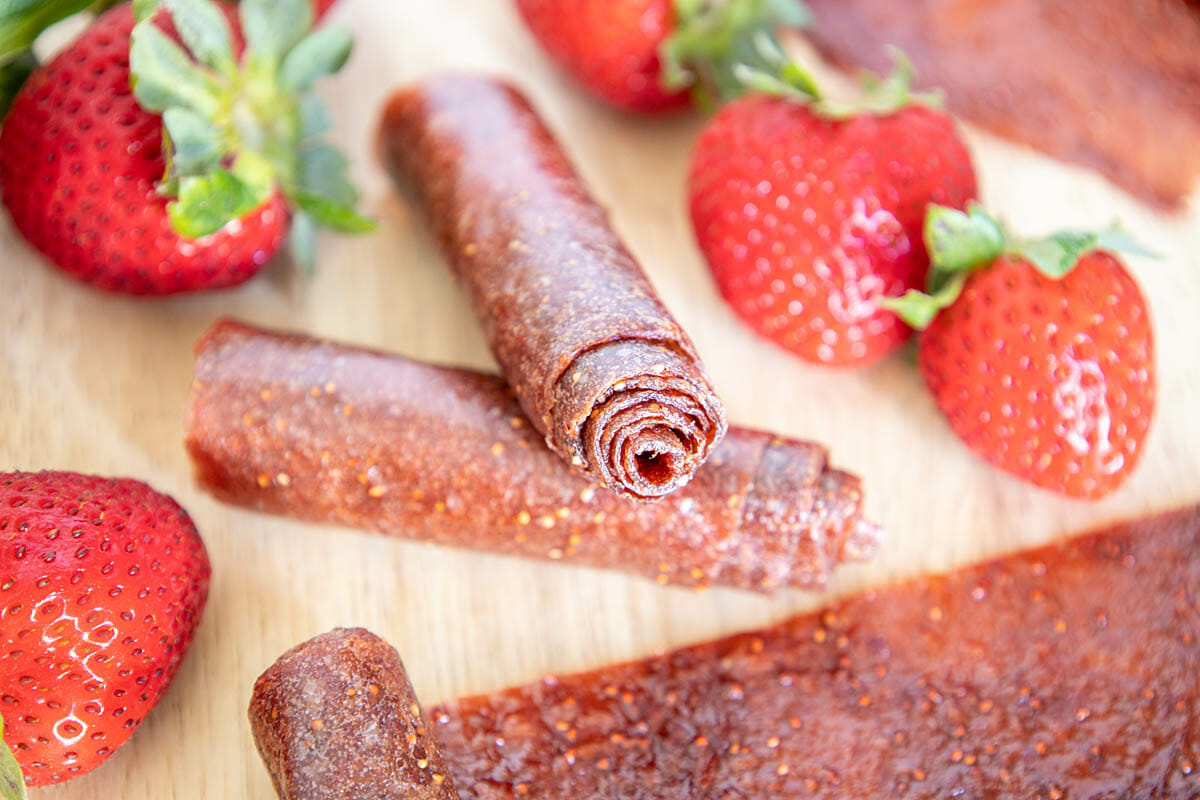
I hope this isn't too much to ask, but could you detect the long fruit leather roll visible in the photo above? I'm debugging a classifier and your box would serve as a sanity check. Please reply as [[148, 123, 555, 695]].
[[378, 74, 727, 502], [249, 628, 459, 800], [185, 319, 877, 593], [429, 506, 1200, 798]]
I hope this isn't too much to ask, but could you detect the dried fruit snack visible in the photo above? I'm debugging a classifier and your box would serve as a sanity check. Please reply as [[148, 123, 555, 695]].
[[185, 319, 876, 593], [378, 75, 727, 502]]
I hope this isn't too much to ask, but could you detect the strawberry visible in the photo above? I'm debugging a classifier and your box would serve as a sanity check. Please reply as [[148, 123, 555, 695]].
[[0, 471, 210, 789], [889, 204, 1156, 499], [0, 0, 370, 295], [514, 0, 808, 112], [312, 0, 340, 19], [688, 54, 977, 366]]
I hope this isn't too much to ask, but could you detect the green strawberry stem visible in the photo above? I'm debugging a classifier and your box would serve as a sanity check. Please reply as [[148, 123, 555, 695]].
[[884, 202, 1157, 330], [659, 0, 810, 108], [659, 0, 938, 118], [735, 39, 941, 119], [130, 0, 372, 263], [0, 715, 26, 800]]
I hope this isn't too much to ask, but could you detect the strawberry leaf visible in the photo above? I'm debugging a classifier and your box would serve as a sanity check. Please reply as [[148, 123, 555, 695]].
[[296, 141, 355, 205], [291, 189, 374, 233], [168, 168, 263, 238], [763, 0, 811, 26], [297, 92, 332, 140], [661, 0, 811, 106], [0, 49, 34, 118], [0, 715, 25, 800], [289, 208, 317, 274], [1011, 226, 1159, 279], [132, 0, 159, 23], [130, 20, 221, 115], [0, 0, 92, 65], [240, 0, 312, 67], [163, 0, 236, 76], [925, 202, 1006, 274], [163, 107, 226, 177], [1093, 227, 1159, 259], [881, 271, 967, 330], [279, 25, 352, 92]]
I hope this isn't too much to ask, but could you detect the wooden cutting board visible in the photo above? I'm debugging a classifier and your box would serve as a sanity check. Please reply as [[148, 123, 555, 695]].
[[4, 1, 1197, 797]]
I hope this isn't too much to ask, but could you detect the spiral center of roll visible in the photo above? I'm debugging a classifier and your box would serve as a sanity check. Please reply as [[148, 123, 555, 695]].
[[635, 449, 678, 486]]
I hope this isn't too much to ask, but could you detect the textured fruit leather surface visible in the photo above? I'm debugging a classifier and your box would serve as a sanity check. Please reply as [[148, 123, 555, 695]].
[[805, 0, 1200, 208], [185, 319, 874, 593], [431, 506, 1200, 798], [378, 75, 727, 501]]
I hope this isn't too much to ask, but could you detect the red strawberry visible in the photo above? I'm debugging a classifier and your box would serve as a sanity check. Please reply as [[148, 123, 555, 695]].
[[514, 0, 808, 112], [515, 0, 684, 111], [688, 58, 977, 366], [891, 204, 1156, 499], [0, 0, 369, 295], [0, 471, 210, 788], [312, 0, 339, 19]]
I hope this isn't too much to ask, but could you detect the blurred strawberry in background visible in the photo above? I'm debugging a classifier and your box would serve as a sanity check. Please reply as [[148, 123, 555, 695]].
[[514, 0, 809, 111]]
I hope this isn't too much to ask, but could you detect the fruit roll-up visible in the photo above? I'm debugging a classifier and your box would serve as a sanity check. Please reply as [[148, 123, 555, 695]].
[[249, 628, 460, 800], [185, 319, 878, 593], [429, 506, 1200, 798], [378, 74, 727, 502]]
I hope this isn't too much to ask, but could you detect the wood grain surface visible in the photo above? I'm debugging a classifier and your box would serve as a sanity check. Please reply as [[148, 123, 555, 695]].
[[3, 1, 1197, 797]]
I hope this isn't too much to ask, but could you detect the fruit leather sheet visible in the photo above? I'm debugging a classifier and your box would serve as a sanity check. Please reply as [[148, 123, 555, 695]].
[[805, 0, 1200, 208], [430, 505, 1200, 797]]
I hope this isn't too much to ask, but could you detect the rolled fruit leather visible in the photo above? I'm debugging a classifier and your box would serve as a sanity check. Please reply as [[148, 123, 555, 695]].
[[378, 74, 727, 502], [429, 505, 1200, 798], [185, 319, 878, 593], [249, 628, 459, 800]]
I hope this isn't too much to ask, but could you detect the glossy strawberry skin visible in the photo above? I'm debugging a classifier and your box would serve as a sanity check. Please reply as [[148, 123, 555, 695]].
[[689, 96, 977, 366], [514, 0, 688, 112], [919, 253, 1155, 499], [0, 472, 211, 786], [0, 5, 287, 295]]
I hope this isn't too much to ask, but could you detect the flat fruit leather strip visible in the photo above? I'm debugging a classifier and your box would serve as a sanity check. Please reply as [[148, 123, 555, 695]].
[[804, 0, 1200, 209], [185, 319, 876, 593], [431, 506, 1200, 798], [378, 74, 727, 501], [249, 628, 459, 799]]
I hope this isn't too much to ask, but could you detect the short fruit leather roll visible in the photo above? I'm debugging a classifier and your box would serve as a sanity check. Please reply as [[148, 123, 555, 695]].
[[378, 74, 727, 502], [430, 506, 1200, 798], [185, 320, 877, 593], [249, 628, 458, 800]]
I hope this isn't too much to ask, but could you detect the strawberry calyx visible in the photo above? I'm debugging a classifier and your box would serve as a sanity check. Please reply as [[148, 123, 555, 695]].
[[731, 41, 941, 119], [0, 715, 26, 800], [885, 202, 1157, 330], [1, 0, 96, 115], [659, 0, 810, 108], [129, 0, 372, 269]]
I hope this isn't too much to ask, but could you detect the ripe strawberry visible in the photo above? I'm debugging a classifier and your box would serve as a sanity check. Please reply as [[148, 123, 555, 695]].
[[0, 471, 211, 788], [0, 0, 369, 295], [890, 204, 1156, 499], [514, 0, 808, 112], [312, 0, 339, 18], [688, 56, 977, 366]]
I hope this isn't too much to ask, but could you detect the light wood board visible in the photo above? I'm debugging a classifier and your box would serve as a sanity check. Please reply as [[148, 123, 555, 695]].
[[3, 1, 1198, 797]]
